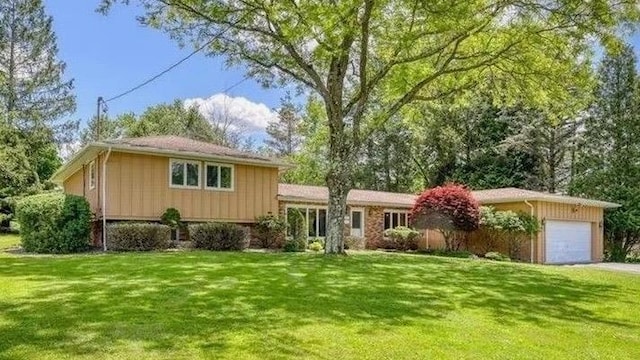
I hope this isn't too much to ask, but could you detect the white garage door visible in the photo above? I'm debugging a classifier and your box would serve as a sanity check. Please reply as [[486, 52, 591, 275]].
[[545, 221, 592, 264]]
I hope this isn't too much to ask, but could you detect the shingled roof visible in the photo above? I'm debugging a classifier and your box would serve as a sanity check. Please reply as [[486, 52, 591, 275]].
[[278, 184, 620, 208]]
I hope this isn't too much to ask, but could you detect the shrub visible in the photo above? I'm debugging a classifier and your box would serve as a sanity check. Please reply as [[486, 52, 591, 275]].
[[16, 192, 92, 253], [308, 241, 323, 252], [344, 236, 365, 250], [107, 223, 171, 251], [161, 207, 184, 241], [383, 226, 421, 251], [190, 222, 249, 251], [485, 251, 511, 262], [254, 214, 288, 249], [410, 184, 479, 251], [286, 208, 308, 246], [283, 238, 307, 252], [479, 206, 540, 259]]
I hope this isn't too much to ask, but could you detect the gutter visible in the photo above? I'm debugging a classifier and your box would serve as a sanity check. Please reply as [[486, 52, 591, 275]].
[[524, 200, 535, 264], [101, 147, 112, 251]]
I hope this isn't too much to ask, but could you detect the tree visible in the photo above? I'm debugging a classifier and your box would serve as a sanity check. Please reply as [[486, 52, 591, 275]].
[[571, 44, 640, 261], [101, 0, 638, 254], [0, 0, 76, 187], [79, 113, 131, 145], [410, 184, 480, 251], [265, 96, 302, 157]]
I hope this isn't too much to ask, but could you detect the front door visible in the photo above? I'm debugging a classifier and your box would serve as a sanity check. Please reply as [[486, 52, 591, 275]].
[[350, 208, 364, 237]]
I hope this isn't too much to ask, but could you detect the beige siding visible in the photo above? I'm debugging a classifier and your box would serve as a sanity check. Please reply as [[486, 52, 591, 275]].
[[535, 201, 604, 263], [421, 201, 605, 264], [104, 152, 279, 222], [62, 156, 100, 215]]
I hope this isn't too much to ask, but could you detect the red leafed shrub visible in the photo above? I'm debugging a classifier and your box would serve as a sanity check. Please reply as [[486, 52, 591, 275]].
[[410, 184, 480, 250]]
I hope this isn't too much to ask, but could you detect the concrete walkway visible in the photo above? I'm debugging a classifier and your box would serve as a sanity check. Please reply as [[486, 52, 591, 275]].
[[575, 263, 640, 275]]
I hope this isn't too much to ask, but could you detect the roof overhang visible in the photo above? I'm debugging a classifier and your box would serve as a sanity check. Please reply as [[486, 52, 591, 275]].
[[51, 142, 292, 185], [277, 195, 413, 209], [477, 197, 621, 209]]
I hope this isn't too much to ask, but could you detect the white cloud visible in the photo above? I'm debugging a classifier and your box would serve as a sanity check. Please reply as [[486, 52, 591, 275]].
[[184, 94, 278, 132]]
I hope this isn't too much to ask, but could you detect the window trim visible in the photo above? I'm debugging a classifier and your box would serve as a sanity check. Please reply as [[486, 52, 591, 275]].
[[204, 162, 235, 192], [383, 209, 409, 230], [285, 205, 328, 238], [88, 160, 96, 190], [169, 159, 201, 189]]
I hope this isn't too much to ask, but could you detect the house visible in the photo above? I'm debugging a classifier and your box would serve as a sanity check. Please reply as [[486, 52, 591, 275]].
[[51, 135, 619, 264]]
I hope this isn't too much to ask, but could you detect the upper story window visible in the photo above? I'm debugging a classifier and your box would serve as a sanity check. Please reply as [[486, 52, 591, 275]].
[[205, 163, 234, 190], [383, 210, 408, 230], [170, 159, 200, 188], [89, 161, 96, 190]]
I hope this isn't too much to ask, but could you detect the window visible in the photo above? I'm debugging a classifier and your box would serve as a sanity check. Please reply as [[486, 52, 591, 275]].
[[205, 163, 234, 190], [170, 159, 200, 188], [350, 208, 364, 237], [383, 210, 408, 230], [89, 161, 96, 190], [286, 206, 327, 238]]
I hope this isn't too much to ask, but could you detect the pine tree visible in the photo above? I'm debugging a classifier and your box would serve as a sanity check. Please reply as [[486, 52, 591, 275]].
[[265, 97, 302, 157], [572, 44, 640, 261], [0, 0, 76, 185]]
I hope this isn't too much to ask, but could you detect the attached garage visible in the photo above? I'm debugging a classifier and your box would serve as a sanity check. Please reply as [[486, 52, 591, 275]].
[[473, 188, 620, 264], [545, 221, 592, 264]]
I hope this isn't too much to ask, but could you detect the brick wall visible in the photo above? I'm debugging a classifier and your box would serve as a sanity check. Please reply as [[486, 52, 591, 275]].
[[365, 206, 384, 249]]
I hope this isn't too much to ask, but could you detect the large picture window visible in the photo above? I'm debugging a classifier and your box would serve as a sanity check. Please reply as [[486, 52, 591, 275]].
[[205, 163, 234, 190], [383, 210, 408, 230], [170, 159, 200, 188], [286, 206, 327, 238]]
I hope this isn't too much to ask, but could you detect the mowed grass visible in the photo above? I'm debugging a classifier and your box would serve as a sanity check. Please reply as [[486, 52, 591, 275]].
[[0, 235, 639, 359]]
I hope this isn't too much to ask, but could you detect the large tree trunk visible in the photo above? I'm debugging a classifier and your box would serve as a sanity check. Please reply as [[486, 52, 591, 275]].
[[324, 113, 353, 254]]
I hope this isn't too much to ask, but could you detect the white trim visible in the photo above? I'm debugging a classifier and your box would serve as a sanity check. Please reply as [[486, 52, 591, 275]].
[[88, 160, 96, 190], [169, 159, 201, 189], [204, 162, 235, 191], [350, 207, 365, 238], [285, 204, 328, 238], [383, 209, 409, 230]]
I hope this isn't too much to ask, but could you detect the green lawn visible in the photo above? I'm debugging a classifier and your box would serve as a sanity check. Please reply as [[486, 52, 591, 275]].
[[0, 235, 639, 359]]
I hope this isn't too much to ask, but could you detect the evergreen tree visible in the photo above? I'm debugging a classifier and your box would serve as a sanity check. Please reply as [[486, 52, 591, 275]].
[[264, 96, 302, 157], [572, 44, 640, 261], [0, 0, 75, 185]]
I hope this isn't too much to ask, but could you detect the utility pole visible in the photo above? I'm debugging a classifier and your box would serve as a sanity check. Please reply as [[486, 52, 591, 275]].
[[96, 96, 103, 141]]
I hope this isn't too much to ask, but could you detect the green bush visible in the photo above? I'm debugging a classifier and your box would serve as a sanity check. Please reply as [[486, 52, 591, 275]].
[[283, 238, 307, 252], [16, 192, 92, 253], [254, 214, 288, 249], [286, 208, 308, 246], [308, 241, 323, 252], [383, 226, 421, 251], [344, 236, 364, 250], [106, 223, 171, 251], [485, 251, 511, 262], [190, 222, 249, 251]]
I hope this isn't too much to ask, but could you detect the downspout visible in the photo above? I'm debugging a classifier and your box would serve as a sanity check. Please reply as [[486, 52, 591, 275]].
[[101, 147, 112, 251], [524, 200, 534, 264]]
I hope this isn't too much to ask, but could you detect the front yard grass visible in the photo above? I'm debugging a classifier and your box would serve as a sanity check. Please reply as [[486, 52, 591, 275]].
[[0, 234, 639, 359]]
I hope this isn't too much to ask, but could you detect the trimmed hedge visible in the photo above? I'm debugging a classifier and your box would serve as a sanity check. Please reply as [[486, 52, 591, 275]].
[[16, 192, 92, 253], [190, 222, 249, 251], [283, 238, 307, 252], [107, 223, 171, 251]]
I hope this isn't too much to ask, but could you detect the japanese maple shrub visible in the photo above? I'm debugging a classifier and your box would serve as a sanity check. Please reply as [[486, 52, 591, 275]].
[[410, 184, 480, 251]]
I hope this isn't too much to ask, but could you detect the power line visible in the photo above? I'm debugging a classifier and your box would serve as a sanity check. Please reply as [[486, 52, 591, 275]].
[[104, 22, 239, 103]]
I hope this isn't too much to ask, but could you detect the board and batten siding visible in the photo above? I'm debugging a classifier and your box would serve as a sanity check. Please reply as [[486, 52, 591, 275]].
[[103, 152, 279, 223], [421, 201, 605, 264], [62, 155, 101, 215]]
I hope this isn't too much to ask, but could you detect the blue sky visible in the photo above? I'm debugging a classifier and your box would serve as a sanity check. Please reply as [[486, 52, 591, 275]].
[[44, 1, 287, 139], [45, 1, 640, 140]]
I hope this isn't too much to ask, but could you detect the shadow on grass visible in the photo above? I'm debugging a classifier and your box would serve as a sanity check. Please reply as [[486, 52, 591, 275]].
[[0, 252, 631, 358]]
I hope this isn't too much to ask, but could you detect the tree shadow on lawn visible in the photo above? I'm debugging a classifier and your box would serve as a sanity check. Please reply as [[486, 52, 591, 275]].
[[0, 252, 633, 358]]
